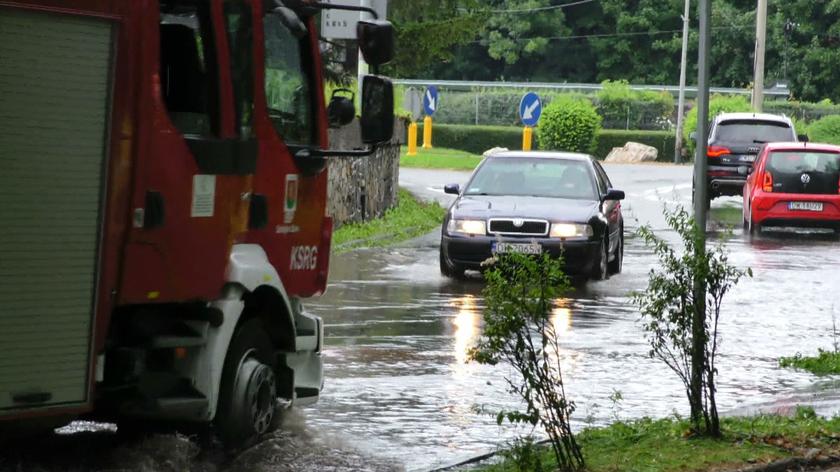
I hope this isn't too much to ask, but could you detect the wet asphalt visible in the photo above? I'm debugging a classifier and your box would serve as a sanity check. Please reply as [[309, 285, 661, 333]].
[[5, 163, 840, 472]]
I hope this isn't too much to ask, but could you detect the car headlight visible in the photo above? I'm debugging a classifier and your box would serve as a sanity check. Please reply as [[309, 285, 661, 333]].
[[447, 218, 487, 236], [549, 223, 593, 238]]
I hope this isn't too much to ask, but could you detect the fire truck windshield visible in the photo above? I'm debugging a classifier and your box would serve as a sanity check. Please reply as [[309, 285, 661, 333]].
[[264, 13, 314, 145]]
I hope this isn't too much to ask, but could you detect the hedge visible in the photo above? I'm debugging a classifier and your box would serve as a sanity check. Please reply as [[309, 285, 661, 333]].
[[595, 130, 677, 162], [415, 124, 677, 162]]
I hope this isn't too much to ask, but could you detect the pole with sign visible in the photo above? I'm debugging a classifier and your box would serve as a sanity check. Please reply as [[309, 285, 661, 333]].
[[422, 86, 438, 149], [404, 88, 423, 156], [519, 92, 542, 151]]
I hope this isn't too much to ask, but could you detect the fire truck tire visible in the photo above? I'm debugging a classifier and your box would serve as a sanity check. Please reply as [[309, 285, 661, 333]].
[[216, 319, 280, 448]]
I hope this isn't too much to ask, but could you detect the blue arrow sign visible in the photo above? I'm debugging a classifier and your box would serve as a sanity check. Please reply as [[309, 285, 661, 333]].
[[519, 92, 542, 127], [423, 86, 439, 116]]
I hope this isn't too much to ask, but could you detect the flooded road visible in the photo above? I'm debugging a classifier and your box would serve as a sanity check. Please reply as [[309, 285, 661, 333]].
[[6, 164, 839, 472], [298, 164, 840, 471]]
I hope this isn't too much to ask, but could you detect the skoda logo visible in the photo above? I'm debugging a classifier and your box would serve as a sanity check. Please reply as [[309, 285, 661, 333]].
[[512, 218, 525, 227], [801, 173, 811, 184]]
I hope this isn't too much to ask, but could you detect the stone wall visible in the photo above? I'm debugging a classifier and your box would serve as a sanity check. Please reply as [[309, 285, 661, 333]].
[[327, 118, 405, 228]]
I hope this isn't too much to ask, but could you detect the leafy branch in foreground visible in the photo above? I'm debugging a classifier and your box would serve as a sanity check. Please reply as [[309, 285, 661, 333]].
[[633, 206, 751, 437], [469, 252, 584, 471]]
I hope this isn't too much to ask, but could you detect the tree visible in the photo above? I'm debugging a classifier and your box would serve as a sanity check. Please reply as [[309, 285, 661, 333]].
[[469, 253, 584, 471], [385, 0, 486, 77], [633, 207, 751, 436]]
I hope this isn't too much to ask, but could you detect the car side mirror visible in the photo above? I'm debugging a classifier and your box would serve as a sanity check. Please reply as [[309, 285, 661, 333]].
[[798, 134, 809, 142], [444, 183, 461, 195], [689, 131, 697, 142], [737, 165, 752, 176], [327, 88, 355, 128], [360, 75, 394, 145], [358, 20, 395, 66], [604, 189, 625, 201]]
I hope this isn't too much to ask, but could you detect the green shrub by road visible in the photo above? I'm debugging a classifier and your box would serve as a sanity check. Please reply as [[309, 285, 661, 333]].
[[805, 115, 840, 145], [332, 188, 445, 253], [399, 146, 483, 170], [479, 410, 840, 472], [408, 124, 678, 162], [538, 95, 602, 154]]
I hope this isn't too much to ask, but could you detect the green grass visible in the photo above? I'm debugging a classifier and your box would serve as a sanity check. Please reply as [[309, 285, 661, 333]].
[[478, 410, 840, 472], [780, 350, 840, 375], [399, 146, 484, 170], [332, 188, 446, 253]]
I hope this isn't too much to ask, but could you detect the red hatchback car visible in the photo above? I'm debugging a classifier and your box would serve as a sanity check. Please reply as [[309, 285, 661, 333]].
[[743, 142, 840, 233]]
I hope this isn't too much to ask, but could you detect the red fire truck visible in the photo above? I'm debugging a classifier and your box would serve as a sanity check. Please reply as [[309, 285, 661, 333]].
[[0, 0, 393, 445]]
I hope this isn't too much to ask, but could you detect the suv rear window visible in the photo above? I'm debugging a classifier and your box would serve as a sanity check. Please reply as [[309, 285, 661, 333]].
[[716, 120, 795, 143], [767, 151, 840, 194]]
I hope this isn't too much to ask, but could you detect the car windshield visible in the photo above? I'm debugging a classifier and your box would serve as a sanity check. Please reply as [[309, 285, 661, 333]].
[[716, 120, 795, 143], [464, 157, 597, 199]]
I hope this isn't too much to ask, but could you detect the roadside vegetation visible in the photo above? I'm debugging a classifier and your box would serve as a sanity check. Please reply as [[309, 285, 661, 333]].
[[332, 188, 445, 253], [399, 146, 483, 170], [469, 253, 584, 471], [780, 312, 840, 375], [479, 408, 840, 472], [780, 350, 840, 375]]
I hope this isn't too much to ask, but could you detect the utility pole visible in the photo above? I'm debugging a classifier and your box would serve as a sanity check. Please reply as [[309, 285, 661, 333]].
[[674, 0, 691, 164], [691, 0, 712, 430], [751, 0, 768, 111]]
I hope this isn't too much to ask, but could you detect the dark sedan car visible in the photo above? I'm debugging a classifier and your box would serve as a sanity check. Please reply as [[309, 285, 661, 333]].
[[439, 151, 625, 280]]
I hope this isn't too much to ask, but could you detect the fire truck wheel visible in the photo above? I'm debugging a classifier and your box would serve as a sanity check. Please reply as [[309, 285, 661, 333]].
[[216, 319, 280, 448]]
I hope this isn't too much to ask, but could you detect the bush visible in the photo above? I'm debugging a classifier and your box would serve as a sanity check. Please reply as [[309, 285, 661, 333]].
[[416, 124, 677, 161], [596, 80, 675, 130], [539, 96, 602, 154], [469, 253, 584, 471], [803, 115, 840, 144], [682, 95, 751, 158], [596, 130, 677, 162], [416, 123, 523, 154]]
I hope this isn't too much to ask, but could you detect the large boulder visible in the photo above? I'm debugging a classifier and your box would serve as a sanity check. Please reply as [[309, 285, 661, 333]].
[[604, 141, 658, 163]]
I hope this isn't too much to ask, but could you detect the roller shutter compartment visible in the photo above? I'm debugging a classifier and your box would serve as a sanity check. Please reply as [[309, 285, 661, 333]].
[[0, 8, 114, 412]]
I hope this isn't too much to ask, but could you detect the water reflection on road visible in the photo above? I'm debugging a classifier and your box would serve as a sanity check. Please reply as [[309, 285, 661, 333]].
[[302, 201, 840, 471]]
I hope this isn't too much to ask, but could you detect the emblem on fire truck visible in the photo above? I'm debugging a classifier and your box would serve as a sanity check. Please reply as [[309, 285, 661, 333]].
[[284, 174, 298, 224]]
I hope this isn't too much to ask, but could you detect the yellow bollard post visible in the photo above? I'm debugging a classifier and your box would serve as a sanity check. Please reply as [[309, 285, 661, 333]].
[[407, 121, 418, 156], [522, 126, 533, 151], [422, 116, 433, 149]]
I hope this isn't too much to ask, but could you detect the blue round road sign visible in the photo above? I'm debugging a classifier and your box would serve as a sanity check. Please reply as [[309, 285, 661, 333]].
[[423, 86, 439, 116], [519, 92, 542, 127]]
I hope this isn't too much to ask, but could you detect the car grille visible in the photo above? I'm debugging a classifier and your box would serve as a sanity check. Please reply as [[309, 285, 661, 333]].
[[488, 219, 549, 236]]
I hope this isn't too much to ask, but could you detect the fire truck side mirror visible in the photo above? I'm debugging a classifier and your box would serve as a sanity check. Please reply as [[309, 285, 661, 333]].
[[357, 20, 394, 66], [361, 75, 394, 145], [272, 6, 307, 38]]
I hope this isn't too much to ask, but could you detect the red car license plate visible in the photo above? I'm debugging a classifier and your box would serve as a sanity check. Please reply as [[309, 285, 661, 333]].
[[788, 201, 823, 212]]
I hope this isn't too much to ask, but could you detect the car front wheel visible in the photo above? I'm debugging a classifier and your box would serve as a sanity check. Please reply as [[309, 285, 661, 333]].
[[439, 249, 465, 279], [607, 233, 623, 275], [590, 238, 609, 281]]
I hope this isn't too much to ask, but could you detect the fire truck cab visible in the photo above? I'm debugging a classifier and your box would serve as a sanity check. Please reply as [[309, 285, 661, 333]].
[[0, 0, 394, 446]]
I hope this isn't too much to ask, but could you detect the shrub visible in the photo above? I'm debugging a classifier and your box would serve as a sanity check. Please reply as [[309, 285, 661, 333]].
[[596, 80, 674, 130], [469, 252, 584, 471], [416, 124, 523, 154], [539, 96, 602, 154], [634, 207, 751, 436], [804, 115, 840, 144], [596, 130, 677, 161], [682, 95, 751, 158], [415, 124, 677, 161]]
